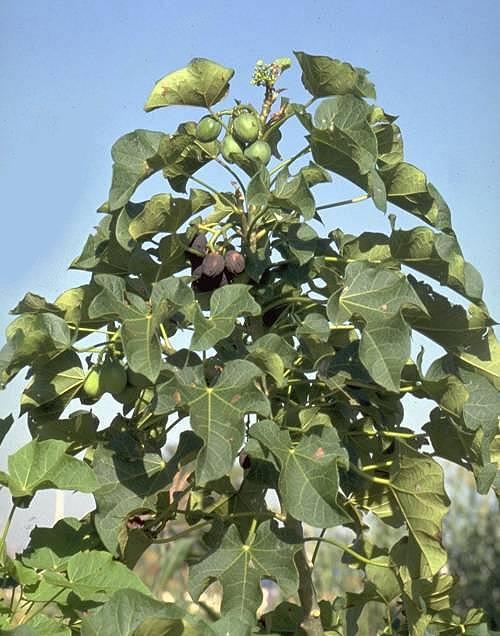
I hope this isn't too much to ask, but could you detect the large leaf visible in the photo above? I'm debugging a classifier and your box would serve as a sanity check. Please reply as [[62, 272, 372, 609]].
[[314, 95, 378, 177], [388, 443, 450, 577], [390, 225, 484, 303], [381, 162, 452, 231], [458, 329, 500, 390], [126, 189, 213, 245], [109, 129, 166, 211], [189, 521, 299, 625], [158, 123, 218, 193], [43, 550, 149, 603], [331, 262, 426, 325], [0, 313, 71, 387], [270, 171, 315, 221], [409, 278, 493, 352], [22, 517, 101, 571], [81, 589, 210, 636], [89, 275, 193, 382], [145, 58, 234, 111], [294, 51, 376, 99], [191, 284, 261, 351], [3, 439, 98, 498], [250, 420, 350, 527], [20, 351, 85, 415], [93, 432, 200, 554], [174, 361, 270, 483], [328, 262, 427, 391], [358, 313, 413, 392]]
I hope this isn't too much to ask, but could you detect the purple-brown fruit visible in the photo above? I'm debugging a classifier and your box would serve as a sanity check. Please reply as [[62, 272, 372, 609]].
[[202, 253, 225, 277], [224, 250, 245, 275], [193, 273, 223, 292], [190, 233, 207, 256]]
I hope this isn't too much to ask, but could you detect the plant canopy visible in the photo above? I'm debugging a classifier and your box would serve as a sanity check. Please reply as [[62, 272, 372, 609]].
[[0, 51, 498, 635]]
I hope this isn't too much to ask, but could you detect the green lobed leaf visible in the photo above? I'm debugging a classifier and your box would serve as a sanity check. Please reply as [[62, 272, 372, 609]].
[[0, 313, 72, 387], [5, 439, 98, 498], [314, 95, 378, 173], [43, 550, 150, 603], [270, 172, 315, 221], [174, 360, 270, 484], [158, 124, 218, 193], [390, 225, 484, 303], [381, 162, 452, 231], [127, 189, 213, 245], [144, 58, 234, 111], [28, 410, 99, 448], [2, 614, 71, 635], [93, 432, 201, 554], [409, 278, 494, 352], [250, 420, 350, 527], [191, 284, 261, 351], [109, 129, 166, 211], [22, 517, 101, 572], [294, 51, 376, 99], [328, 262, 427, 390], [20, 350, 85, 416], [189, 521, 300, 625], [388, 443, 450, 577]]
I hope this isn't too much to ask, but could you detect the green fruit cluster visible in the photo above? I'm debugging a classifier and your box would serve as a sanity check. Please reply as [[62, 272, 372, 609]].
[[194, 110, 271, 166], [82, 358, 128, 399]]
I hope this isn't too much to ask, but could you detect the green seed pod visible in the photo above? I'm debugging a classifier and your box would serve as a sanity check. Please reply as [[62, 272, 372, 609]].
[[244, 140, 271, 165], [195, 116, 222, 142], [221, 134, 244, 163], [232, 112, 260, 143]]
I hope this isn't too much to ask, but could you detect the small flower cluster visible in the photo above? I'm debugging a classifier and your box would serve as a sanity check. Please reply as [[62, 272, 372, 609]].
[[251, 57, 291, 86]]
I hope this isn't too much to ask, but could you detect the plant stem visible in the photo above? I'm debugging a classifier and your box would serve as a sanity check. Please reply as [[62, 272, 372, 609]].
[[349, 463, 390, 485], [152, 520, 213, 544], [263, 295, 316, 313], [303, 536, 391, 569], [18, 590, 64, 625], [68, 326, 115, 336], [285, 516, 324, 636], [316, 194, 370, 211], [192, 139, 246, 194], [159, 323, 176, 355], [362, 460, 394, 471], [0, 504, 16, 556], [311, 528, 327, 566], [188, 175, 239, 213], [269, 145, 310, 181], [165, 416, 183, 436]]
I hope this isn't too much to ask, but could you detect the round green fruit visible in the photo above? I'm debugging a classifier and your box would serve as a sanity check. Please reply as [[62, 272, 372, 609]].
[[232, 112, 260, 143], [221, 134, 243, 163], [195, 116, 222, 142], [99, 359, 128, 395], [244, 140, 271, 165], [82, 367, 102, 399]]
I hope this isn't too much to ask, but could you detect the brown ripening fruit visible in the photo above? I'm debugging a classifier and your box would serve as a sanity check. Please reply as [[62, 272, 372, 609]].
[[190, 233, 208, 255], [193, 273, 223, 292], [202, 253, 225, 277], [192, 264, 203, 278], [187, 234, 207, 268], [224, 250, 245, 275]]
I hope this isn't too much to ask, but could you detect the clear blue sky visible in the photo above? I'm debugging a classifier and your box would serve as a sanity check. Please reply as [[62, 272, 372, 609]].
[[1, 1, 499, 546]]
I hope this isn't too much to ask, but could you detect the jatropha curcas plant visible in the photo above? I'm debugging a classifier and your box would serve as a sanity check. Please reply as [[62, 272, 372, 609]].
[[0, 51, 498, 635]]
